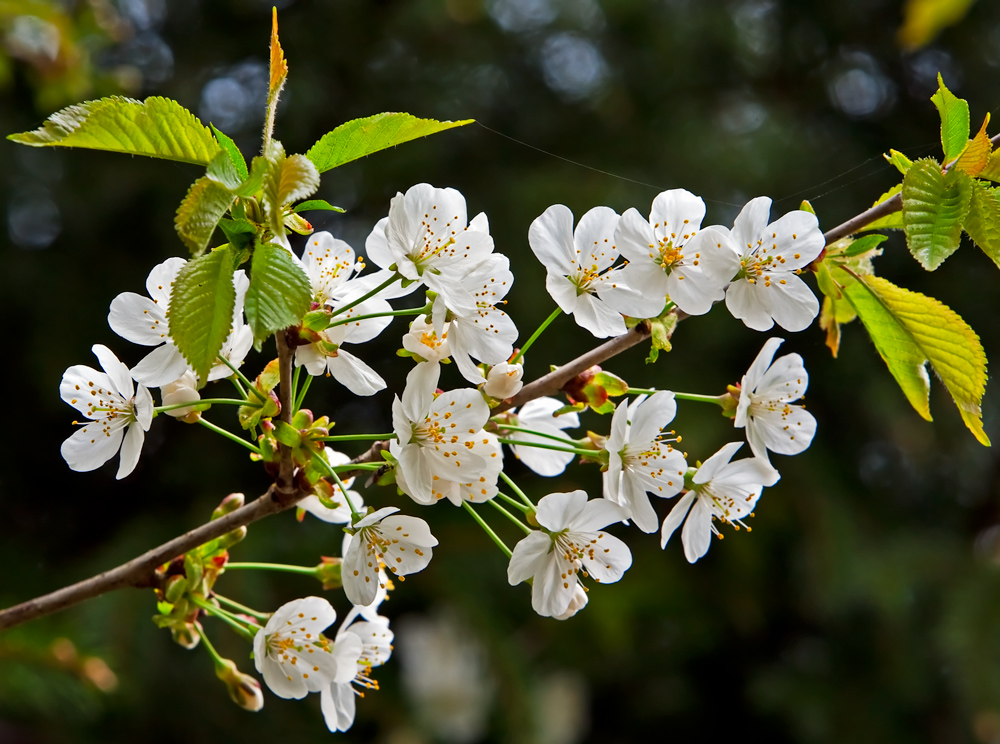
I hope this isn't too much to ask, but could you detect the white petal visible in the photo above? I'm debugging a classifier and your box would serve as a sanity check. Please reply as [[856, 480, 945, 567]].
[[131, 344, 190, 388], [528, 204, 577, 275], [321, 683, 357, 732], [535, 490, 588, 531], [726, 279, 775, 331], [61, 421, 125, 472], [571, 293, 627, 338], [660, 491, 695, 549], [108, 293, 167, 346], [92, 344, 133, 398], [116, 423, 144, 479], [765, 274, 820, 332], [732, 197, 771, 252], [574, 206, 619, 271], [581, 531, 632, 583], [508, 531, 553, 585], [681, 495, 713, 563], [327, 350, 387, 396]]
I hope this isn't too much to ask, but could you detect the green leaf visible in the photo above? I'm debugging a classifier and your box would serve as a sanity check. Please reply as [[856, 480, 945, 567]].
[[210, 124, 248, 181], [234, 155, 268, 198], [218, 217, 257, 252], [963, 181, 1000, 270], [261, 143, 320, 237], [206, 149, 243, 191], [842, 234, 888, 257], [931, 74, 970, 162], [884, 149, 914, 175], [9, 96, 221, 165], [843, 274, 989, 445], [168, 245, 238, 382], [175, 176, 236, 256], [293, 199, 345, 213], [864, 184, 904, 230], [901, 159, 972, 270], [306, 112, 474, 173], [953, 114, 993, 177], [245, 241, 311, 348]]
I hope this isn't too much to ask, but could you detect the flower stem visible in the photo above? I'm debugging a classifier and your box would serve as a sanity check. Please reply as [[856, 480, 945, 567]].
[[212, 593, 271, 622], [223, 562, 318, 576], [217, 356, 266, 402], [294, 373, 313, 412], [194, 622, 227, 666], [312, 452, 361, 519], [292, 365, 301, 408], [511, 307, 562, 364], [154, 398, 246, 415], [328, 274, 400, 320], [495, 491, 531, 513], [496, 437, 592, 457], [500, 472, 535, 510], [462, 501, 512, 558], [489, 498, 533, 535], [190, 596, 256, 643], [327, 306, 426, 329], [197, 418, 262, 454], [493, 423, 580, 446], [628, 388, 725, 406], [316, 434, 395, 442]]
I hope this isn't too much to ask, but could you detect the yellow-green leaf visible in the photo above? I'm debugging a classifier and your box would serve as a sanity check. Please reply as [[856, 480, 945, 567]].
[[902, 158, 972, 270], [954, 114, 993, 176], [263, 7, 288, 146], [864, 184, 904, 230], [898, 0, 977, 50], [8, 96, 221, 165], [843, 274, 989, 445], [963, 180, 1000, 270], [306, 112, 474, 173], [175, 176, 236, 256], [930, 73, 970, 162]]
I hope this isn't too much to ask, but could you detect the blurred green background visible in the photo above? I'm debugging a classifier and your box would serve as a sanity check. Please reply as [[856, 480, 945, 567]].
[[3, 0, 1000, 742]]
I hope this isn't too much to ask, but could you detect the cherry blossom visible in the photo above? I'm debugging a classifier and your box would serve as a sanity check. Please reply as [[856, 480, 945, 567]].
[[252, 596, 339, 699], [614, 189, 740, 316], [735, 337, 817, 463], [508, 490, 632, 618], [483, 361, 523, 400], [604, 392, 688, 533], [660, 442, 779, 563], [59, 344, 154, 479], [528, 204, 635, 338], [342, 507, 438, 607], [713, 197, 824, 332], [321, 609, 394, 733]]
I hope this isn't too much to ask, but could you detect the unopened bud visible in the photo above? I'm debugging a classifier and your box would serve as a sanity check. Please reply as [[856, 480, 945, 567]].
[[484, 362, 524, 400], [214, 526, 248, 552], [212, 493, 245, 520], [215, 658, 264, 712], [164, 575, 188, 604], [315, 556, 342, 590], [171, 622, 199, 650]]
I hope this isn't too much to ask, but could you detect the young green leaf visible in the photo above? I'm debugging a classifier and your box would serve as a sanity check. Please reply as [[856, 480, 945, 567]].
[[261, 143, 320, 238], [168, 245, 238, 382], [884, 149, 913, 175], [211, 124, 248, 181], [864, 184, 904, 230], [843, 274, 989, 446], [244, 241, 311, 348], [175, 176, 236, 256], [306, 112, 474, 173], [206, 149, 244, 191], [263, 8, 288, 150], [9, 96, 221, 165], [842, 233, 888, 258], [901, 158, 972, 270], [963, 181, 1000, 270], [293, 199, 345, 213], [931, 73, 970, 162]]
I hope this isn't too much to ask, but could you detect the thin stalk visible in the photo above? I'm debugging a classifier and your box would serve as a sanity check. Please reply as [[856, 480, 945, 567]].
[[223, 562, 318, 576], [511, 307, 562, 364], [195, 623, 227, 666], [212, 593, 271, 622], [197, 418, 261, 454], [294, 373, 313, 412], [312, 454, 361, 519], [627, 388, 725, 406], [328, 306, 425, 329], [495, 491, 531, 513], [462, 501, 512, 558], [489, 498, 533, 535], [217, 356, 266, 402], [328, 274, 400, 320], [190, 596, 256, 643], [317, 434, 395, 442], [493, 423, 580, 446], [496, 437, 592, 457], [500, 472, 535, 510], [154, 399, 246, 415], [291, 366, 301, 408], [229, 376, 248, 399]]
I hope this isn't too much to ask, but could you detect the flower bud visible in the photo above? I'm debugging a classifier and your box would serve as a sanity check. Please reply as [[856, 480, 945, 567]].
[[215, 658, 264, 712], [212, 493, 245, 520], [315, 556, 342, 590], [484, 362, 523, 400], [160, 371, 202, 420], [164, 575, 188, 604]]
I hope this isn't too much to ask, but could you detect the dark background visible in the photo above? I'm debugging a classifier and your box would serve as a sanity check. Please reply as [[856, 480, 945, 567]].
[[3, 0, 1000, 742]]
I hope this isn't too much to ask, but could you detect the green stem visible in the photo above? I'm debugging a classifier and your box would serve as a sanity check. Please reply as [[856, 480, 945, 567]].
[[317, 433, 395, 442], [312, 455, 361, 519], [292, 366, 302, 409], [229, 376, 248, 399], [493, 423, 580, 446], [217, 356, 266, 402], [496, 437, 593, 457], [489, 498, 533, 535], [628, 388, 725, 406], [495, 491, 531, 513], [190, 596, 256, 643], [223, 562, 319, 576], [328, 274, 400, 320], [328, 306, 426, 329], [500, 472, 535, 510], [462, 501, 512, 558], [294, 373, 313, 412], [212, 593, 271, 622], [197, 418, 261, 454], [154, 398, 246, 415], [194, 622, 227, 666], [511, 307, 562, 364]]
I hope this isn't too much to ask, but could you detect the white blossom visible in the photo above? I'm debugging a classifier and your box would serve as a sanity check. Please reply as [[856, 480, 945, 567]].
[[159, 370, 200, 419], [614, 189, 740, 316], [528, 204, 635, 338], [484, 361, 523, 400], [321, 609, 394, 733], [604, 392, 688, 533], [713, 197, 824, 332], [59, 344, 153, 479], [508, 490, 632, 618], [660, 442, 779, 563], [735, 337, 817, 463], [252, 597, 339, 699], [504, 397, 580, 477], [343, 507, 438, 607]]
